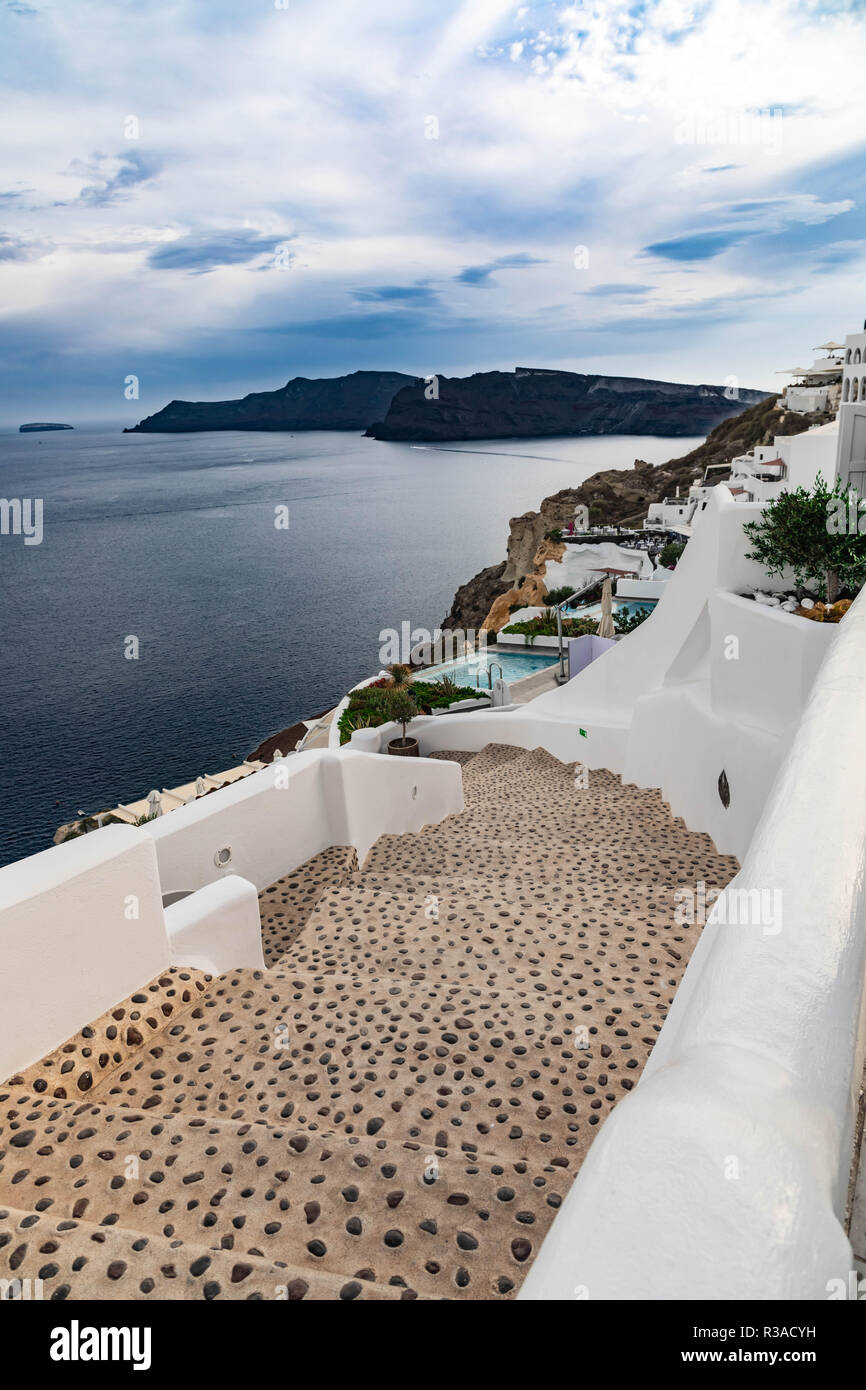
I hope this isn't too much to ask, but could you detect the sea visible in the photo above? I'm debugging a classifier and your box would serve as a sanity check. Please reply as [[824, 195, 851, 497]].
[[0, 425, 702, 866]]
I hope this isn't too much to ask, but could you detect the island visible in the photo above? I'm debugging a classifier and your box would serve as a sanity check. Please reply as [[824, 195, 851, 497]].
[[124, 370, 418, 433], [19, 422, 74, 433], [125, 365, 768, 440], [366, 367, 769, 442]]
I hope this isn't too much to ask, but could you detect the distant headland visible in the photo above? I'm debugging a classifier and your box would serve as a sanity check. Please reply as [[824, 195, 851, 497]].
[[19, 422, 74, 433], [124, 367, 769, 441], [124, 370, 416, 434]]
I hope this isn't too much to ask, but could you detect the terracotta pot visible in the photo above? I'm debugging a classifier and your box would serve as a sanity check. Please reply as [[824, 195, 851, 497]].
[[387, 737, 419, 757]]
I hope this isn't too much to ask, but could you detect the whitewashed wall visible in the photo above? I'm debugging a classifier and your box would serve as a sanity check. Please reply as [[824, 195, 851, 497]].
[[0, 748, 463, 1079], [0, 826, 170, 1079], [164, 875, 264, 974], [424, 487, 835, 859], [142, 748, 463, 894], [520, 586, 866, 1301]]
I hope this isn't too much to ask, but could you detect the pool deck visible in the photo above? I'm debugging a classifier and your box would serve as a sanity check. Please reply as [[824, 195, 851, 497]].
[[300, 654, 561, 754], [508, 663, 562, 703]]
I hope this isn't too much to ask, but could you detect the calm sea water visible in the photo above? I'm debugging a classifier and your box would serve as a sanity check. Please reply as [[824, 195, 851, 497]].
[[0, 425, 701, 866]]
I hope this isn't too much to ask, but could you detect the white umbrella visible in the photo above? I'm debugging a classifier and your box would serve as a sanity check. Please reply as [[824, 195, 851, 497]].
[[272, 748, 283, 761], [195, 777, 208, 797], [597, 577, 616, 639], [146, 789, 163, 818]]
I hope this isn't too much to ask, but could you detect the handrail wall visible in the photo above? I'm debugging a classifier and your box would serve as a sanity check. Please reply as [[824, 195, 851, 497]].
[[520, 586, 866, 1300]]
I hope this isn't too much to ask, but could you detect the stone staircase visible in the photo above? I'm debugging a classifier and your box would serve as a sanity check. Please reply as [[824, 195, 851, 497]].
[[0, 745, 738, 1301]]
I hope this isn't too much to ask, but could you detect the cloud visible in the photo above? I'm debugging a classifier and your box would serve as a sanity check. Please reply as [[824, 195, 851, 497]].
[[1, 0, 866, 412], [148, 228, 292, 273], [454, 251, 547, 286], [0, 232, 48, 261], [72, 150, 162, 207], [582, 283, 653, 297], [351, 284, 438, 303], [643, 230, 745, 261]]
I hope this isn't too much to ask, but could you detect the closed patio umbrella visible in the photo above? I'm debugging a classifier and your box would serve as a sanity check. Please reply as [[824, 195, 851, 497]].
[[597, 576, 616, 639], [146, 789, 163, 818]]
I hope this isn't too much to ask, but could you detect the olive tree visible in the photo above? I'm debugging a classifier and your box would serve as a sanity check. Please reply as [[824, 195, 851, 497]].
[[742, 473, 866, 603]]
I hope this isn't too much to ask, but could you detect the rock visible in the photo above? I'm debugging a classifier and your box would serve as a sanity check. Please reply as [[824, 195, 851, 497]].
[[367, 368, 769, 442], [827, 598, 853, 623], [125, 370, 418, 433], [442, 394, 827, 625], [441, 561, 508, 633]]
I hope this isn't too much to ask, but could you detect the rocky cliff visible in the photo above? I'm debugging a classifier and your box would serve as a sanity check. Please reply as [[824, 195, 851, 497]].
[[367, 367, 768, 443], [124, 370, 418, 433], [441, 394, 826, 631]]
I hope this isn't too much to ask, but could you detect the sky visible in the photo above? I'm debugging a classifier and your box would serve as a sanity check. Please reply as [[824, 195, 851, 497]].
[[1, 0, 866, 422]]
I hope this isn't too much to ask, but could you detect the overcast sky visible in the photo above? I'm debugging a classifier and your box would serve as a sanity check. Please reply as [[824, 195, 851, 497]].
[[1, 0, 865, 422]]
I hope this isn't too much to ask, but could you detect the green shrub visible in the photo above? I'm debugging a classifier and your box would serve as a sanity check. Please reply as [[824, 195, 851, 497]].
[[743, 473, 866, 603], [659, 540, 685, 569], [613, 607, 651, 634], [502, 615, 599, 640], [339, 679, 480, 743], [543, 585, 576, 607], [382, 687, 418, 741]]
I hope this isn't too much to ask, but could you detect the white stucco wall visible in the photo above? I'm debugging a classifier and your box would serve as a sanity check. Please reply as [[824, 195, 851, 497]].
[[775, 419, 837, 489], [164, 875, 264, 974], [0, 826, 171, 1079], [520, 586, 866, 1301], [615, 575, 669, 599], [541, 540, 653, 595], [424, 487, 838, 859], [142, 748, 463, 895], [0, 747, 463, 1081]]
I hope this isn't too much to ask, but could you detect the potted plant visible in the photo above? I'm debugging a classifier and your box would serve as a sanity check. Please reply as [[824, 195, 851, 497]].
[[384, 687, 420, 757]]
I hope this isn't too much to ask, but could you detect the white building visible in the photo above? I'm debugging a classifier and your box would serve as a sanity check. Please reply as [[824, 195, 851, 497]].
[[776, 341, 844, 415], [646, 329, 866, 534], [837, 323, 866, 497]]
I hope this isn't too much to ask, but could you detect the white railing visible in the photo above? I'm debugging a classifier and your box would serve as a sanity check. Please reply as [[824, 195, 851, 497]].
[[0, 748, 463, 1079], [520, 587, 866, 1301], [142, 746, 463, 895]]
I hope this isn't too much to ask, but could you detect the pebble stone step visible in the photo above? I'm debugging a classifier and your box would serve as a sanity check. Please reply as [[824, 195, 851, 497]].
[[405, 817, 725, 865], [436, 795, 688, 837], [258, 846, 359, 963], [277, 883, 699, 997], [354, 870, 689, 921], [1, 743, 738, 1300], [0, 1106, 563, 1299], [72, 966, 666, 1174], [361, 832, 737, 888], [0, 1203, 408, 1301]]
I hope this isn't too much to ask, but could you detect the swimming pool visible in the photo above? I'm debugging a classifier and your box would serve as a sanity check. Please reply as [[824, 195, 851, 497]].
[[414, 648, 559, 687], [565, 598, 657, 618]]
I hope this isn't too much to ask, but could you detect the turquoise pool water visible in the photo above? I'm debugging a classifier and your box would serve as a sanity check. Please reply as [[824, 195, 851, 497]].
[[565, 598, 657, 618], [414, 648, 559, 686]]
